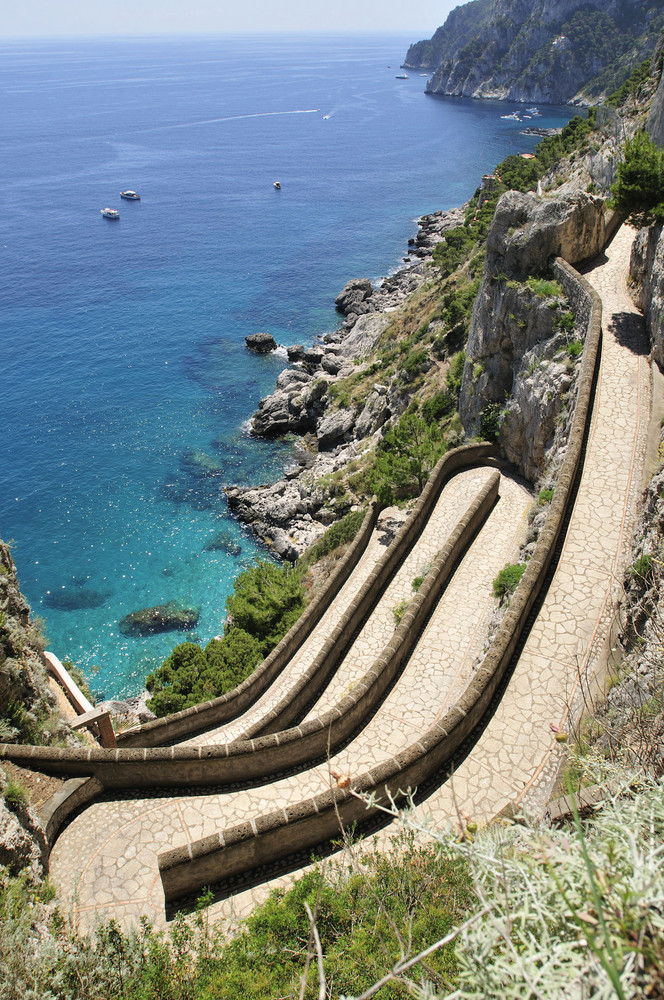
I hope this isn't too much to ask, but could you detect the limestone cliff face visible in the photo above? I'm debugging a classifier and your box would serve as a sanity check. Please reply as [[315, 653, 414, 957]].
[[0, 539, 67, 746], [459, 190, 612, 481], [630, 222, 664, 367], [408, 0, 664, 105]]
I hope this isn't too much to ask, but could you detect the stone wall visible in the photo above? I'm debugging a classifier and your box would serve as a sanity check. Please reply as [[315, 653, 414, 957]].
[[116, 502, 380, 748], [157, 259, 603, 904]]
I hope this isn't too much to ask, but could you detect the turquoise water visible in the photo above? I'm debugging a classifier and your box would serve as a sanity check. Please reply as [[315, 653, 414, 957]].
[[0, 34, 574, 698]]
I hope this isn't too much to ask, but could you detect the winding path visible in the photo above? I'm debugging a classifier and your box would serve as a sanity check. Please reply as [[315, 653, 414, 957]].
[[48, 224, 652, 933]]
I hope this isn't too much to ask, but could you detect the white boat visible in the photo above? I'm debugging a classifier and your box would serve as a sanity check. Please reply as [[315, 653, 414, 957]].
[[527, 107, 541, 115], [120, 190, 140, 200], [273, 181, 281, 190], [500, 112, 521, 121], [100, 207, 120, 219], [395, 73, 409, 79]]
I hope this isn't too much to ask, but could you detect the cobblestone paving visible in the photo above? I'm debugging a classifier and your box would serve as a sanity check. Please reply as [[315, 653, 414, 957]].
[[50, 469, 532, 930], [414, 224, 650, 830], [182, 506, 406, 747], [49, 225, 650, 937]]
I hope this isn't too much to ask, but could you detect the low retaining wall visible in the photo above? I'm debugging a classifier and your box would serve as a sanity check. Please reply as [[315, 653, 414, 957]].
[[0, 467, 498, 798], [116, 500, 381, 747], [158, 259, 603, 903]]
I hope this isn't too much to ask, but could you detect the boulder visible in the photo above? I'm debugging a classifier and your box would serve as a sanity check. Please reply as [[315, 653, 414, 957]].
[[485, 190, 612, 281], [354, 389, 391, 438], [321, 353, 343, 375], [287, 344, 306, 362], [317, 409, 356, 449], [245, 332, 277, 354], [334, 278, 374, 317], [119, 602, 200, 638]]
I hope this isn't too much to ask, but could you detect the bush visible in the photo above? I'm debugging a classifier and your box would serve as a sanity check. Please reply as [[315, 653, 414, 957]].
[[446, 351, 466, 399], [479, 403, 501, 443], [525, 277, 563, 298], [226, 561, 304, 653], [421, 390, 455, 424], [300, 510, 366, 569], [566, 339, 583, 358], [538, 487, 555, 505], [610, 130, 664, 222], [630, 553, 653, 582], [146, 560, 304, 716], [2, 779, 27, 810], [371, 412, 446, 504], [492, 562, 526, 600]]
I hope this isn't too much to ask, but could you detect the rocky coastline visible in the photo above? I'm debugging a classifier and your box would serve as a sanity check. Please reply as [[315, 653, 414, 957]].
[[225, 205, 464, 561]]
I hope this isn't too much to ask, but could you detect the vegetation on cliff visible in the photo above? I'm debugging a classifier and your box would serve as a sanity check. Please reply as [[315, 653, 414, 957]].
[[0, 540, 67, 746], [145, 513, 366, 716], [406, 0, 664, 105]]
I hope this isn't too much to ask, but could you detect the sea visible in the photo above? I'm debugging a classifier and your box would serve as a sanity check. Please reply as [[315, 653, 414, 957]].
[[0, 33, 575, 700]]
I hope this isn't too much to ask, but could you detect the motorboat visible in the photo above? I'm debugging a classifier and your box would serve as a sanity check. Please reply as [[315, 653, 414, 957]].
[[100, 207, 120, 219], [273, 181, 281, 190], [395, 73, 409, 79], [120, 190, 140, 200]]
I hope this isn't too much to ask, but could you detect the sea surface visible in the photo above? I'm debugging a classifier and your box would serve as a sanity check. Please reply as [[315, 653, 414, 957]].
[[0, 33, 574, 699]]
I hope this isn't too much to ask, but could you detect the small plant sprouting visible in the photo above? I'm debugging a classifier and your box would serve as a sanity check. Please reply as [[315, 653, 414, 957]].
[[3, 779, 27, 810], [393, 599, 409, 625], [492, 562, 526, 600]]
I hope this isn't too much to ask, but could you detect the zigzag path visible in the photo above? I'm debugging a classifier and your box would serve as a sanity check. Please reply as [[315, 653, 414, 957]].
[[49, 224, 651, 934], [50, 465, 532, 929]]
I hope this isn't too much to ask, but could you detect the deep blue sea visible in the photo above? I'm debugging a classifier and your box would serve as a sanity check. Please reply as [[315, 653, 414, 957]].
[[0, 34, 574, 699]]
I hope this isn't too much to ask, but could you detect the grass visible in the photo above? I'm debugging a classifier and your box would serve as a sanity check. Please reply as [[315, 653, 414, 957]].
[[525, 276, 564, 299], [492, 562, 526, 600]]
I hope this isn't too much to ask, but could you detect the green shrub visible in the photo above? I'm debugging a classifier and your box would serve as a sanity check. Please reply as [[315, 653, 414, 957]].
[[421, 390, 455, 424], [300, 510, 366, 569], [2, 779, 27, 810], [525, 276, 563, 298], [538, 487, 555, 505], [610, 129, 664, 222], [566, 339, 583, 358], [371, 412, 446, 504], [630, 553, 653, 581], [226, 561, 304, 653], [479, 402, 501, 443], [492, 562, 526, 599], [607, 58, 652, 108], [446, 351, 466, 399], [557, 311, 575, 333], [146, 560, 304, 716]]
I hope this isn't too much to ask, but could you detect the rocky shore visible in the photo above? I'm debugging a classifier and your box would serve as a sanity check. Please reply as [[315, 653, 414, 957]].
[[225, 205, 464, 560]]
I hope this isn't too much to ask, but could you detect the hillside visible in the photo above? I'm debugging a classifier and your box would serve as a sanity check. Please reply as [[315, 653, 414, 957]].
[[405, 0, 664, 104], [3, 29, 664, 1000]]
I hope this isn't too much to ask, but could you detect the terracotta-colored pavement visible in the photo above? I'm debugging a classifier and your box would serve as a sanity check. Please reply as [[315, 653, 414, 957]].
[[49, 225, 651, 935], [50, 467, 532, 930]]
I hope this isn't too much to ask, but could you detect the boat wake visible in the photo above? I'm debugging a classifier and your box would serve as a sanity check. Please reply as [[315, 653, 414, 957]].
[[154, 109, 321, 131]]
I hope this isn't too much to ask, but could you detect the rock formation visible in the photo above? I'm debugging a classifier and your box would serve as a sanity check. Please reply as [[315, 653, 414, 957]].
[[245, 332, 277, 353], [119, 602, 200, 638], [459, 190, 613, 481], [405, 0, 664, 105]]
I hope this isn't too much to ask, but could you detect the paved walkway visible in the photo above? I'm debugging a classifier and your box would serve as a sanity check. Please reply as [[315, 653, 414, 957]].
[[50, 468, 532, 930], [49, 225, 651, 936], [410, 224, 650, 829]]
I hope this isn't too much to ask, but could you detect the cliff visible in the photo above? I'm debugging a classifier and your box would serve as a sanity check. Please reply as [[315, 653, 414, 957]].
[[405, 0, 664, 105]]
